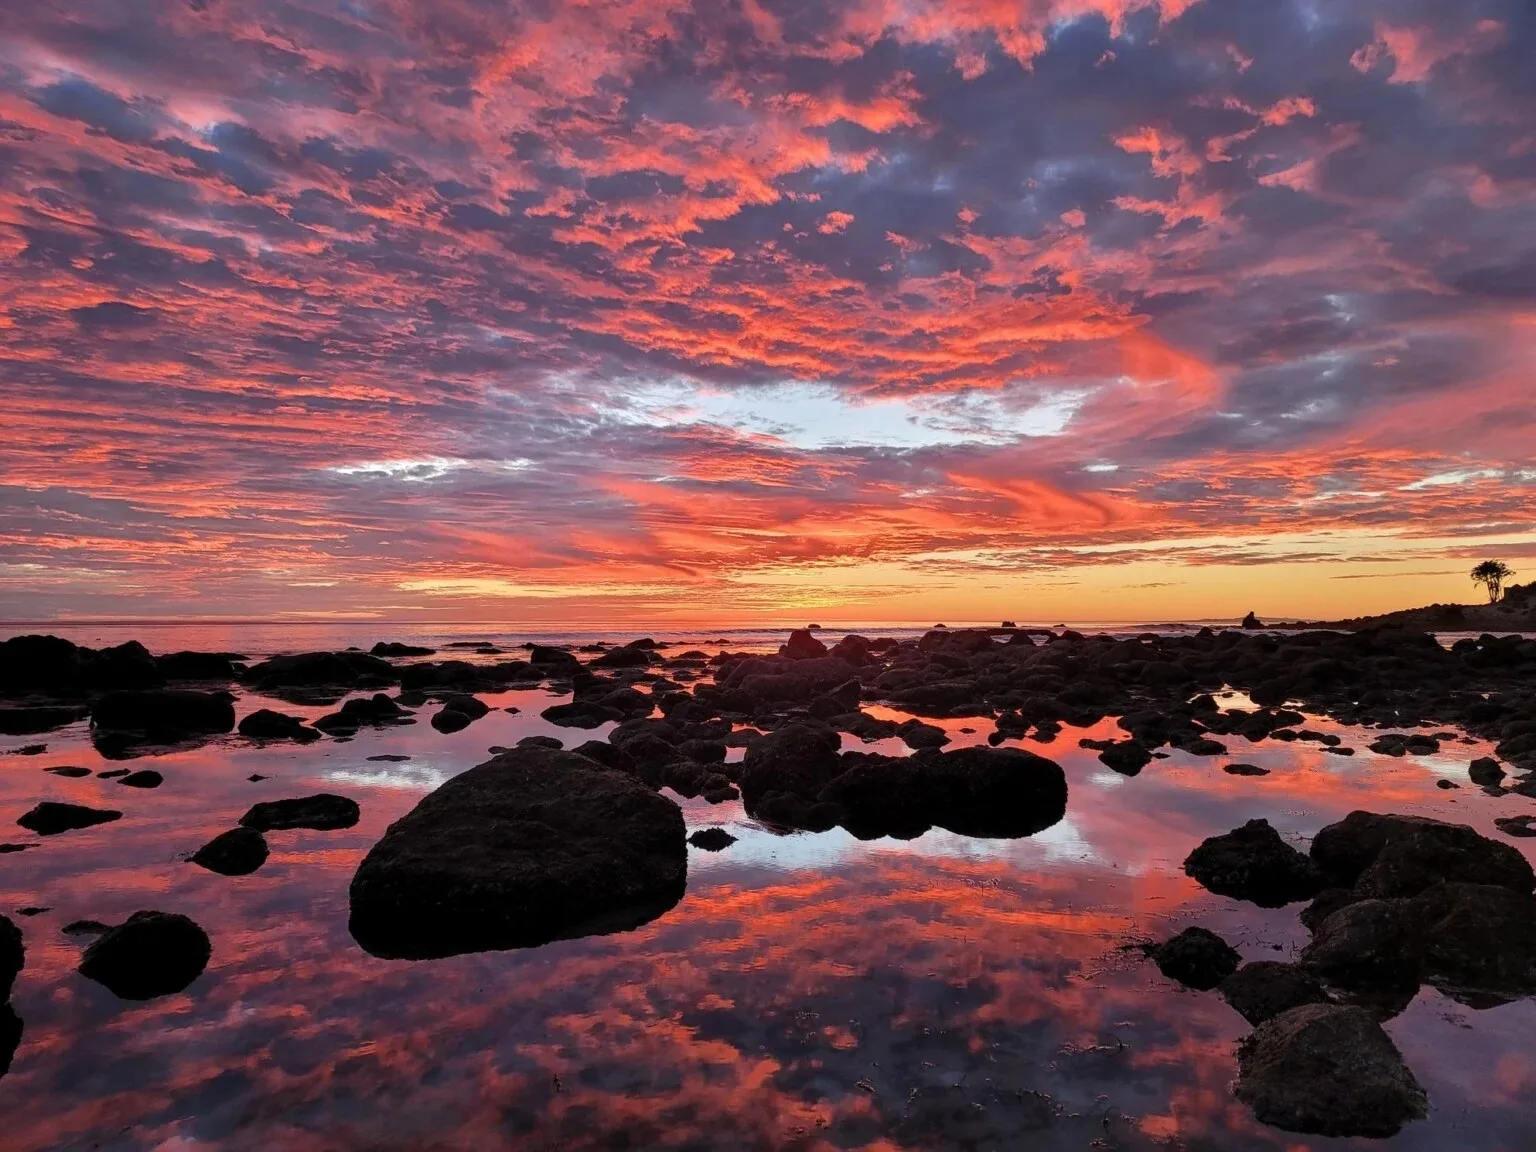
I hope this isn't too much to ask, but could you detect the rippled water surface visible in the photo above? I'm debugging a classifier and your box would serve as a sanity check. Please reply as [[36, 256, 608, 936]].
[[1, 626, 1534, 1150]]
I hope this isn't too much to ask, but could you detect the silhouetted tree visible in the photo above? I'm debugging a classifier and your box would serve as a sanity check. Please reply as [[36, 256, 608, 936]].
[[1471, 560, 1514, 604]]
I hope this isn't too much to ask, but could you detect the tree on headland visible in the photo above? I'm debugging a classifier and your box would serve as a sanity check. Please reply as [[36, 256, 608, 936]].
[[1471, 560, 1514, 603]]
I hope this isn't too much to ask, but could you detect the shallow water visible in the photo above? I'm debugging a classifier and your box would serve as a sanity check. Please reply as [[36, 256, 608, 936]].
[[2, 636, 1535, 1149]]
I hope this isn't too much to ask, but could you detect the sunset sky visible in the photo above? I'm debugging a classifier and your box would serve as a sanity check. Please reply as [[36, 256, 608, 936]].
[[2, 0, 1533, 625]]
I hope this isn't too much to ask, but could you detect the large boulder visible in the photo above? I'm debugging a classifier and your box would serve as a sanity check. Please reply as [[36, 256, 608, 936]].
[[240, 794, 359, 832], [781, 629, 828, 659], [1184, 819, 1324, 907], [913, 747, 1067, 838], [90, 690, 235, 741], [1301, 898, 1424, 990], [349, 748, 687, 959], [77, 911, 211, 1000], [1411, 881, 1536, 1003], [1311, 811, 1534, 898], [1, 914, 21, 1000], [17, 802, 122, 836], [1235, 1004, 1427, 1137], [155, 651, 240, 681]]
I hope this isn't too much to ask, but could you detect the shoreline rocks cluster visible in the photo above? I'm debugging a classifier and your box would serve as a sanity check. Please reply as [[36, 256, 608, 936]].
[[1154, 809, 1536, 1137]]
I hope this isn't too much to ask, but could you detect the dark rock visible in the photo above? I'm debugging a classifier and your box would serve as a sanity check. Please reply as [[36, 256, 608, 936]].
[[238, 709, 321, 743], [190, 828, 269, 876], [1470, 757, 1506, 786], [1151, 926, 1240, 990], [897, 719, 950, 750], [0, 1004, 19, 1079], [0, 845, 33, 854], [1235, 1004, 1426, 1137], [43, 766, 92, 778], [11, 745, 45, 756], [62, 920, 110, 937], [1098, 740, 1152, 775], [1220, 962, 1330, 1025], [689, 827, 737, 851], [239, 794, 359, 832], [738, 723, 844, 807], [541, 700, 621, 728], [527, 645, 582, 673], [90, 689, 235, 742], [1412, 881, 1536, 1002], [246, 774, 267, 782], [1242, 611, 1263, 630], [118, 770, 162, 789], [430, 694, 490, 733], [913, 747, 1068, 839], [781, 629, 828, 659], [348, 748, 687, 959], [0, 705, 89, 736], [15, 908, 46, 917], [1223, 762, 1270, 776], [97, 769, 129, 779], [242, 651, 398, 691], [1495, 815, 1536, 838], [77, 911, 211, 1000], [1301, 899, 1424, 990], [1178, 736, 1227, 756], [312, 693, 412, 734], [371, 642, 435, 657], [590, 646, 652, 669], [366, 754, 411, 763], [1311, 811, 1534, 898], [16, 802, 122, 836], [0, 914, 20, 1000], [155, 651, 239, 681], [1184, 819, 1323, 907]]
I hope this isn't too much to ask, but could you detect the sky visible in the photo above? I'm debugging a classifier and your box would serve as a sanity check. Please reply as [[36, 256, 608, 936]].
[[1, 0, 1534, 626]]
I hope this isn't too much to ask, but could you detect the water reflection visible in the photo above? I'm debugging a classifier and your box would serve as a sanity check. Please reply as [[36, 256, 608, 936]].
[[0, 677, 1534, 1149]]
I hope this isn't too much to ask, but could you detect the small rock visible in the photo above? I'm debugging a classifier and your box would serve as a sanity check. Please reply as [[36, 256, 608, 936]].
[[16, 802, 122, 837], [1235, 1004, 1426, 1137], [237, 709, 321, 743], [97, 769, 129, 779], [42, 766, 92, 778], [1223, 763, 1270, 777], [13, 745, 46, 756], [191, 828, 269, 876], [689, 827, 737, 852], [239, 794, 359, 832], [0, 845, 33, 854], [118, 770, 162, 789], [366, 754, 411, 763], [247, 774, 268, 782], [1495, 815, 1536, 838], [1470, 757, 1506, 787], [518, 735, 564, 750], [61, 920, 110, 937], [77, 910, 211, 1001], [1150, 926, 1240, 990]]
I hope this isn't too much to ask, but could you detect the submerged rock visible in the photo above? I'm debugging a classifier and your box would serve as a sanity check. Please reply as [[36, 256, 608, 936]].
[[191, 828, 269, 876], [237, 709, 321, 743], [1220, 961, 1331, 1025], [16, 802, 122, 836], [77, 911, 211, 1001], [349, 747, 687, 959], [1184, 819, 1323, 907], [239, 794, 359, 832], [1151, 926, 1240, 990], [1235, 1004, 1426, 1137], [42, 766, 91, 778]]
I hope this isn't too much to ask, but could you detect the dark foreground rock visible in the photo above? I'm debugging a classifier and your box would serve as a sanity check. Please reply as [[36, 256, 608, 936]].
[[1235, 1004, 1426, 1137], [237, 709, 321, 743], [1151, 927, 1240, 990], [240, 794, 359, 832], [17, 802, 122, 836], [241, 651, 398, 693], [78, 911, 210, 1000], [191, 828, 269, 876], [1184, 819, 1323, 907], [349, 747, 687, 959], [1310, 810, 1534, 898], [1, 913, 21, 1000], [1220, 961, 1331, 1025], [0, 704, 89, 735], [90, 689, 235, 751]]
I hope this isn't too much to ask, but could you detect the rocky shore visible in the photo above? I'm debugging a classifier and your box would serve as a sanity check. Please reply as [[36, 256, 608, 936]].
[[3, 616, 1536, 1138]]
